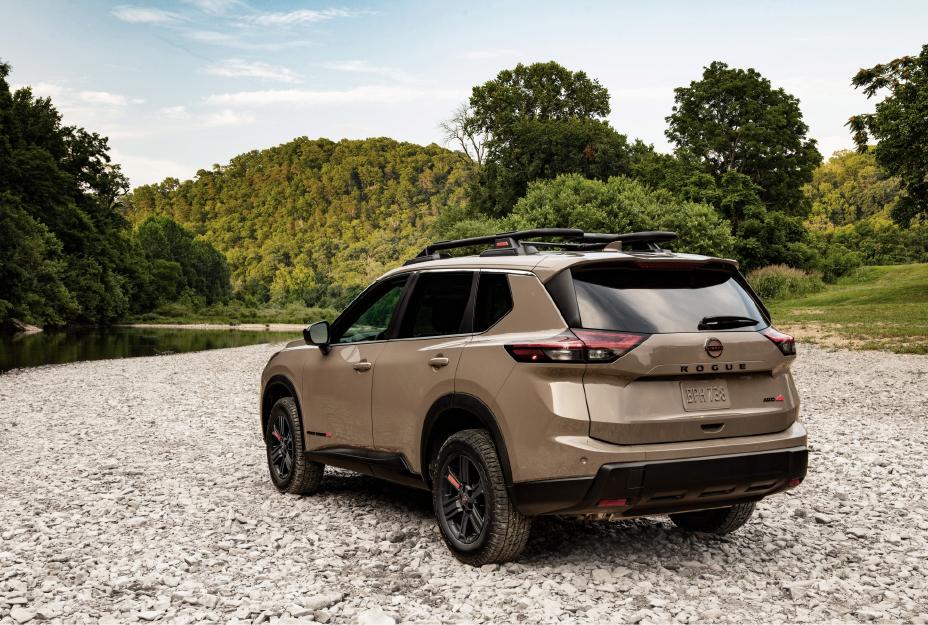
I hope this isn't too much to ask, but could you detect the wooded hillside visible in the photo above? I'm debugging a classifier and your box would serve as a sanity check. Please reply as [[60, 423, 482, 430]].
[[122, 138, 474, 308]]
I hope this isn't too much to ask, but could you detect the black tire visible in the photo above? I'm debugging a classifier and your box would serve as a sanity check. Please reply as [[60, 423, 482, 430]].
[[265, 397, 324, 495], [431, 429, 531, 565], [670, 502, 756, 534]]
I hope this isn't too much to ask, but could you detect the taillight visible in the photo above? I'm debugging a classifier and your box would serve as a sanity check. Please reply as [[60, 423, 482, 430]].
[[761, 327, 796, 356], [505, 330, 647, 363]]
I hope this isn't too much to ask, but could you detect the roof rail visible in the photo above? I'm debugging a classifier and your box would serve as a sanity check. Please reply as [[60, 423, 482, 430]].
[[405, 229, 677, 265]]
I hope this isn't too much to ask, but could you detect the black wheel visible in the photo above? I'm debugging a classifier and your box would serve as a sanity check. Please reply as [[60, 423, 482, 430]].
[[670, 502, 756, 534], [432, 429, 530, 565], [266, 397, 324, 495]]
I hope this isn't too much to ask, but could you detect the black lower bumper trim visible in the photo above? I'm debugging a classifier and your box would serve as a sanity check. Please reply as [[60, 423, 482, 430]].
[[509, 446, 808, 516]]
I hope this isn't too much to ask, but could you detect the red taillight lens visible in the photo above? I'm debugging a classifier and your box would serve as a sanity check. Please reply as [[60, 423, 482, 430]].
[[505, 330, 647, 364], [505, 332, 585, 363], [761, 327, 796, 356]]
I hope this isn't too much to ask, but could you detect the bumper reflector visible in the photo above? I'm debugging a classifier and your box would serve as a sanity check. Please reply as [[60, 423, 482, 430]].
[[787, 477, 802, 488], [596, 498, 628, 508]]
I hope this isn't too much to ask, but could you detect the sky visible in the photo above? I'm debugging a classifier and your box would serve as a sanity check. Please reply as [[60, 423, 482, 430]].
[[2, 0, 926, 188]]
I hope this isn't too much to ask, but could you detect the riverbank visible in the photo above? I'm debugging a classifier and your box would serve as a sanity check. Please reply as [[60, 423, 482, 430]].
[[0, 343, 926, 623], [121, 323, 305, 332]]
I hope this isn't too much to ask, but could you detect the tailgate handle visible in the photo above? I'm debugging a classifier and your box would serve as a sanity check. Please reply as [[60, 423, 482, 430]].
[[701, 423, 724, 433]]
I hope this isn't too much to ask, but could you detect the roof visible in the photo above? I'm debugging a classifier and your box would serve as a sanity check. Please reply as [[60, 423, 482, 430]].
[[381, 250, 737, 283]]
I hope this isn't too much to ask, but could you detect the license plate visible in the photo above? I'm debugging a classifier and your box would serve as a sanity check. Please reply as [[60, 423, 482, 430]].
[[680, 380, 731, 411]]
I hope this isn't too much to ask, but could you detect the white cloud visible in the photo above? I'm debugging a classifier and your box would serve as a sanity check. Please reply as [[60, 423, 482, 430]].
[[15, 81, 68, 98], [322, 60, 414, 83], [206, 59, 302, 84], [159, 105, 193, 120], [78, 90, 133, 106], [15, 82, 142, 109], [111, 6, 186, 24], [110, 149, 193, 186], [247, 8, 360, 26], [186, 29, 236, 44], [180, 0, 243, 14], [458, 49, 521, 61], [206, 85, 461, 107], [202, 109, 256, 127], [184, 29, 315, 51]]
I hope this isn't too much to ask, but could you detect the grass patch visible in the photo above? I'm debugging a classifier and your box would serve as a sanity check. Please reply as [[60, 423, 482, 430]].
[[768, 264, 928, 354]]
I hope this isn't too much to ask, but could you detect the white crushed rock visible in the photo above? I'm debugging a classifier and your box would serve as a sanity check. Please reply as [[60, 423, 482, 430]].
[[1, 343, 926, 623]]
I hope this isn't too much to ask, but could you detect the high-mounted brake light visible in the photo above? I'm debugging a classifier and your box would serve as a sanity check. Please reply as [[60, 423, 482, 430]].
[[505, 330, 647, 364], [761, 327, 796, 356]]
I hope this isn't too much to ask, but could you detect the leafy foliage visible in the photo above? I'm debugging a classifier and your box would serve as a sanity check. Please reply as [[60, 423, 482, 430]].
[[1, 61, 131, 325], [666, 61, 822, 215], [0, 61, 231, 328], [135, 216, 231, 307], [122, 137, 474, 309], [505, 174, 735, 257], [804, 149, 902, 230], [849, 45, 928, 226], [458, 62, 632, 216]]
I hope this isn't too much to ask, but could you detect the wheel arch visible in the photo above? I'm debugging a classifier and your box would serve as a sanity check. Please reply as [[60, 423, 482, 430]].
[[420, 393, 513, 488], [261, 374, 301, 442]]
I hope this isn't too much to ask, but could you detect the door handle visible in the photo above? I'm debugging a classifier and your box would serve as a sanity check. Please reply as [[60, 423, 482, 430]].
[[429, 356, 450, 368], [353, 360, 372, 372]]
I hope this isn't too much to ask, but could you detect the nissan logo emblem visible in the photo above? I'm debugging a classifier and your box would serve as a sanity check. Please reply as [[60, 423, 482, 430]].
[[705, 338, 723, 358]]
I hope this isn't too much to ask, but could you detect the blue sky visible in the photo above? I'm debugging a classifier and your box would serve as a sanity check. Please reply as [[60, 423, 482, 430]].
[[2, 0, 926, 187]]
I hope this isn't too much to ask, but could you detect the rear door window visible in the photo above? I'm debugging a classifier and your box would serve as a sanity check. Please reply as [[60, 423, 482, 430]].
[[398, 272, 474, 338], [474, 273, 513, 332], [572, 266, 767, 334]]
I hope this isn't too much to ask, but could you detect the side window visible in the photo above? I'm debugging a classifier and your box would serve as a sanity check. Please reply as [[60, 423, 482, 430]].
[[334, 276, 408, 344], [474, 273, 513, 332], [398, 272, 473, 338]]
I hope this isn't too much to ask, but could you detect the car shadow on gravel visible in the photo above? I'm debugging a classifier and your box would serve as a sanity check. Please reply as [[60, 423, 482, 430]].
[[314, 469, 735, 564], [522, 515, 729, 563], [317, 469, 434, 518]]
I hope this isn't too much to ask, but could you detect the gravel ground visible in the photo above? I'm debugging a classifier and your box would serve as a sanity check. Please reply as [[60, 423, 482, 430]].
[[1, 343, 926, 624]]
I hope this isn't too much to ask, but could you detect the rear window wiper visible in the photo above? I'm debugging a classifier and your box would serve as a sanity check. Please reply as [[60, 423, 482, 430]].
[[698, 315, 760, 330]]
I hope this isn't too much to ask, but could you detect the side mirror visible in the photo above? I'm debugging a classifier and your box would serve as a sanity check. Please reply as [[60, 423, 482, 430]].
[[304, 321, 331, 353]]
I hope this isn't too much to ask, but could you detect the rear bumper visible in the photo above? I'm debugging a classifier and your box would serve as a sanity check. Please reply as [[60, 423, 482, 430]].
[[509, 446, 808, 516]]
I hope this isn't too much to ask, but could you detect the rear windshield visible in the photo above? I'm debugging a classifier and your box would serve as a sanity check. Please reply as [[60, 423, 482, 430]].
[[571, 266, 767, 334]]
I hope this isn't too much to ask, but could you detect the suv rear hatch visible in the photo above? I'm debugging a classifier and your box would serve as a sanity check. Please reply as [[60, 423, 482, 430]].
[[546, 259, 798, 445]]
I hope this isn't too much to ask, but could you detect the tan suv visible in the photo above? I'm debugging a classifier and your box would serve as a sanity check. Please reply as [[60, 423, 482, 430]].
[[260, 229, 808, 565]]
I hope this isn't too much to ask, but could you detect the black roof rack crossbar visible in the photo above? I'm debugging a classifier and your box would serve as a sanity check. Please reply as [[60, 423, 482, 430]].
[[415, 228, 583, 257], [405, 229, 678, 264]]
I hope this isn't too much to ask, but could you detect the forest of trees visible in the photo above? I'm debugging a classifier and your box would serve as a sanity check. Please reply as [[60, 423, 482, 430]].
[[0, 61, 231, 328], [3, 46, 928, 328]]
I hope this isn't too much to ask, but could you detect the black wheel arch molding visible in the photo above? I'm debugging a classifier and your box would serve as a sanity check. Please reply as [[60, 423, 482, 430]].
[[420, 392, 514, 488], [261, 374, 301, 442]]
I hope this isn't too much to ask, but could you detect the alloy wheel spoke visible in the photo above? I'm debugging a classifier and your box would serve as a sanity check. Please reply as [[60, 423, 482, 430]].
[[459, 456, 469, 484], [470, 506, 485, 532], [458, 511, 470, 539], [443, 498, 460, 517]]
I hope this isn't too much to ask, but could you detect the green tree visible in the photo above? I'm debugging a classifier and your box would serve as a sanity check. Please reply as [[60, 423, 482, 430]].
[[122, 138, 474, 309], [506, 174, 735, 258], [803, 149, 902, 231], [0, 60, 140, 326], [455, 62, 632, 216], [135, 215, 231, 305], [849, 45, 928, 226], [666, 61, 822, 215]]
